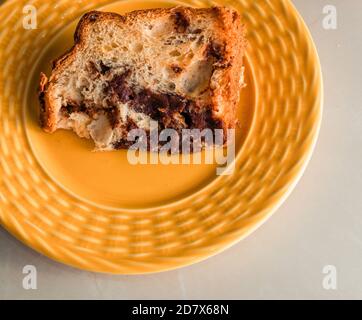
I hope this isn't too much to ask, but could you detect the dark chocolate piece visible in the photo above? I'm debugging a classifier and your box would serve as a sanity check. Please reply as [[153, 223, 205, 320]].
[[206, 41, 225, 62], [171, 65, 183, 74], [99, 61, 111, 74], [107, 106, 120, 129], [173, 11, 190, 33], [105, 72, 221, 132]]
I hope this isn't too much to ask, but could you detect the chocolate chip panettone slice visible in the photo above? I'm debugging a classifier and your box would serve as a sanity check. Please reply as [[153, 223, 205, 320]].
[[39, 6, 246, 151]]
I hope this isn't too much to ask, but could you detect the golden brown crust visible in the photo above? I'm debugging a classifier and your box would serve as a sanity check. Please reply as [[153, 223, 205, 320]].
[[209, 7, 246, 132], [38, 72, 52, 132], [39, 6, 246, 137]]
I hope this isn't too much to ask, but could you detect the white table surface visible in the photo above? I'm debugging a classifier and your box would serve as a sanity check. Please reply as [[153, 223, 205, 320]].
[[1, 0, 361, 300]]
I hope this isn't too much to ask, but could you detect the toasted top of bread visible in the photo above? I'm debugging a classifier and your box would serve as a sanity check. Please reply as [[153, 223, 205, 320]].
[[39, 6, 246, 151]]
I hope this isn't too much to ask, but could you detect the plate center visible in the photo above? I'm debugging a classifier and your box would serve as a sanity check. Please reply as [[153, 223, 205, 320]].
[[24, 0, 255, 209]]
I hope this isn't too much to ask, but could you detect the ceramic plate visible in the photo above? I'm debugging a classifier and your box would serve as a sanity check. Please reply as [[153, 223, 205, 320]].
[[0, 0, 322, 274]]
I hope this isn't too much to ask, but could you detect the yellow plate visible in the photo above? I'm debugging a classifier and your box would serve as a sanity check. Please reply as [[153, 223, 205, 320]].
[[0, 0, 322, 274]]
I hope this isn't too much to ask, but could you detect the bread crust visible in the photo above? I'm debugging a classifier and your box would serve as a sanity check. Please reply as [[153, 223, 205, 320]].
[[39, 6, 246, 145]]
